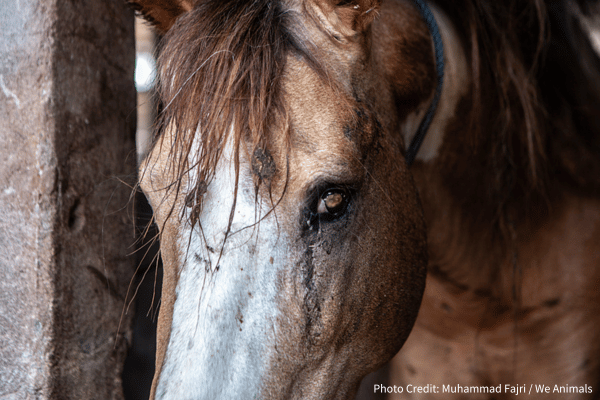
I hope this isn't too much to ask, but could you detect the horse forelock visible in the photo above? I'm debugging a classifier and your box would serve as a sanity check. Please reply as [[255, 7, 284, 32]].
[[152, 0, 289, 216], [148, 0, 341, 222]]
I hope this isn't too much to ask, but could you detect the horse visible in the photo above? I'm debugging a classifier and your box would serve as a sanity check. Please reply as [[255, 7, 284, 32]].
[[129, 0, 600, 398]]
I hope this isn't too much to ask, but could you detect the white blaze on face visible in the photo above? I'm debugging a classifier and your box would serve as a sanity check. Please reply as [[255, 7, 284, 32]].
[[155, 141, 285, 399]]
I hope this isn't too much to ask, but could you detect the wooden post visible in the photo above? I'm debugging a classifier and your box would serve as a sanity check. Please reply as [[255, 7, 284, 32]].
[[0, 0, 136, 398]]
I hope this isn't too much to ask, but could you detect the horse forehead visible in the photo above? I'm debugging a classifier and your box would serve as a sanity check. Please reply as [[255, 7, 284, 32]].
[[283, 56, 361, 156]]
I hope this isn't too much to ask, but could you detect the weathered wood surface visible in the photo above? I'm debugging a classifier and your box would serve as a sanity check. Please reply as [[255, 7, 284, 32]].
[[0, 0, 136, 398]]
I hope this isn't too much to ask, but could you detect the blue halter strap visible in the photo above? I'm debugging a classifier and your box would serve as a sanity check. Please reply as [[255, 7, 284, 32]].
[[405, 0, 445, 166]]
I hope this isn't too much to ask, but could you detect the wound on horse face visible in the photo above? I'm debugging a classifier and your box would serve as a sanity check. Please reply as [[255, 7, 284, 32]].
[[251, 148, 276, 182]]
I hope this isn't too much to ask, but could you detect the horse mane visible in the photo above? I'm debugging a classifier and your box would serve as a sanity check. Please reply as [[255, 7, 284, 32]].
[[433, 0, 600, 228], [430, 0, 548, 221], [541, 0, 600, 193]]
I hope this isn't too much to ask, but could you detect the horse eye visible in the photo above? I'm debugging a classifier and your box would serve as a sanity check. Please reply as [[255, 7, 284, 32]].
[[317, 189, 349, 217]]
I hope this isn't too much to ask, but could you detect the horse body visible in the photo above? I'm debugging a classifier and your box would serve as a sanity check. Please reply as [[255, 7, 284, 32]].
[[388, 1, 600, 397], [132, 0, 600, 398], [391, 179, 600, 398]]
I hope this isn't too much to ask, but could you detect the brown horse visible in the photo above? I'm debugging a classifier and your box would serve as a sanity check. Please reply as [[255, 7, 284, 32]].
[[130, 0, 600, 398]]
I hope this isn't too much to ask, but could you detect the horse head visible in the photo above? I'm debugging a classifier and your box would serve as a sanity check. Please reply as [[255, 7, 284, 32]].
[[134, 0, 432, 398]]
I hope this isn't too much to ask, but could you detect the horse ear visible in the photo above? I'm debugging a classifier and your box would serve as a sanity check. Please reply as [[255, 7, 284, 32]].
[[311, 0, 382, 37], [127, 0, 193, 33]]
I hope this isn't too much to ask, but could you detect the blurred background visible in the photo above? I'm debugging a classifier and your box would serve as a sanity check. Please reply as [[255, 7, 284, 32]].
[[121, 16, 161, 400]]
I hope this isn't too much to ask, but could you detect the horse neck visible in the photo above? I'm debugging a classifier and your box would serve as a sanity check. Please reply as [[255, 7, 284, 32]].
[[388, 5, 534, 294]]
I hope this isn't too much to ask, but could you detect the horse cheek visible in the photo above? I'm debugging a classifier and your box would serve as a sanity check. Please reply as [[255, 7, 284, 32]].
[[349, 157, 427, 369]]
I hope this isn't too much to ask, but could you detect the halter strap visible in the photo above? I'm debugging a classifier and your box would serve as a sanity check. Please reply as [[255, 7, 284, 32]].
[[405, 0, 445, 166]]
